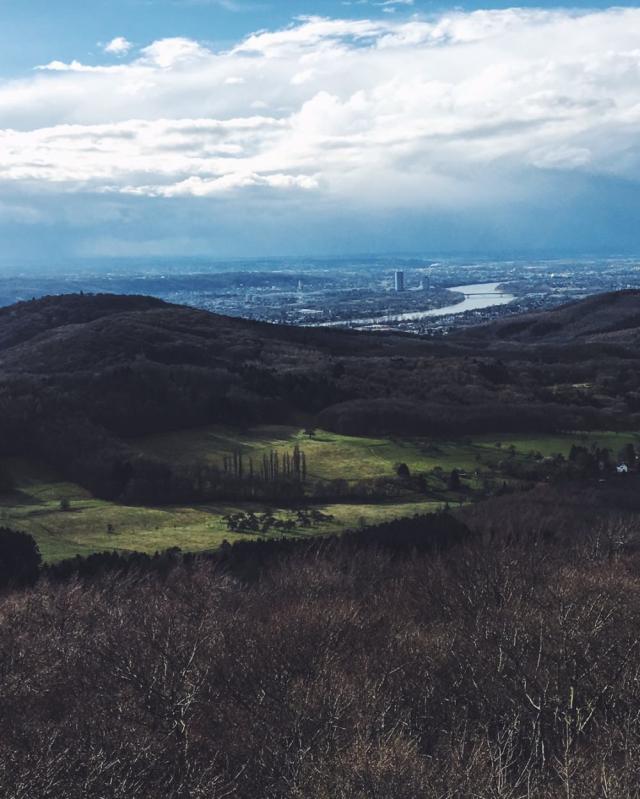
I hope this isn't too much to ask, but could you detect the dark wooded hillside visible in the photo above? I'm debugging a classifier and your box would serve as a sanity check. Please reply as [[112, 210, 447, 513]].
[[2, 507, 640, 798], [1, 291, 639, 502]]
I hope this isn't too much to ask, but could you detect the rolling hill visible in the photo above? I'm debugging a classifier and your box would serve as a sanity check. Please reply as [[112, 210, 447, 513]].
[[0, 290, 638, 505], [460, 289, 640, 346]]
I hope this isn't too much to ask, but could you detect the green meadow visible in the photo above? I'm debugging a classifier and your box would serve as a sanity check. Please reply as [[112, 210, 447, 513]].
[[1, 426, 637, 562], [137, 424, 639, 481], [0, 456, 441, 562]]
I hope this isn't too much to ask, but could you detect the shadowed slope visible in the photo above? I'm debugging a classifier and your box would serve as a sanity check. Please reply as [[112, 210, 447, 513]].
[[459, 289, 640, 346]]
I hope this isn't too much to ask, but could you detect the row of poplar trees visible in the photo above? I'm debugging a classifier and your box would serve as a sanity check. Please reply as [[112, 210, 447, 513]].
[[222, 444, 307, 483]]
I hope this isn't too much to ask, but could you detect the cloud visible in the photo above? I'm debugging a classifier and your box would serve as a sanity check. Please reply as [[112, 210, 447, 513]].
[[139, 37, 210, 67], [124, 172, 320, 197], [36, 60, 126, 73], [375, 0, 415, 13], [4, 8, 640, 212], [103, 37, 134, 55]]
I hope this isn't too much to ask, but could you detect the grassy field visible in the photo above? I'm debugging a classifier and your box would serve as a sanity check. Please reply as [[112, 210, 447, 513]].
[[0, 457, 441, 562], [137, 425, 640, 480], [1, 426, 637, 562], [137, 426, 435, 480]]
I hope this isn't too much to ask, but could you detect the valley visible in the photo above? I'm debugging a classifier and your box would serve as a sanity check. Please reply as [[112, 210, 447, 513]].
[[0, 290, 640, 565], [6, 5, 640, 794], [2, 423, 637, 562], [1, 287, 640, 799]]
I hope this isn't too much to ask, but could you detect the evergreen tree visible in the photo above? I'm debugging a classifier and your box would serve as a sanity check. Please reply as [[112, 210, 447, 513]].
[[447, 469, 462, 491], [0, 528, 41, 588]]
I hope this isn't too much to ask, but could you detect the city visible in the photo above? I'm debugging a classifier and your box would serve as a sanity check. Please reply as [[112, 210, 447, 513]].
[[2, 255, 640, 335]]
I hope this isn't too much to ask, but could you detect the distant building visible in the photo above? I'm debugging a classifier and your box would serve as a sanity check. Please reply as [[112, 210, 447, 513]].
[[394, 270, 405, 292]]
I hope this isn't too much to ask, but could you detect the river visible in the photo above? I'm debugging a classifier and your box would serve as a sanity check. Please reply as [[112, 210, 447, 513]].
[[390, 282, 515, 322], [324, 281, 515, 327]]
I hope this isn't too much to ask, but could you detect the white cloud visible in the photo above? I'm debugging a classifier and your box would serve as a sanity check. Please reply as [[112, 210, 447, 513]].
[[376, 0, 415, 13], [139, 37, 210, 67], [103, 37, 134, 56], [124, 172, 320, 197], [5, 9, 640, 207], [36, 59, 126, 73]]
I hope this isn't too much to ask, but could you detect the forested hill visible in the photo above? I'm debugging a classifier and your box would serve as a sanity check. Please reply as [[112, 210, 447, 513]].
[[0, 290, 639, 502], [0, 292, 429, 373], [4, 288, 640, 372], [457, 289, 640, 346], [0, 293, 168, 352]]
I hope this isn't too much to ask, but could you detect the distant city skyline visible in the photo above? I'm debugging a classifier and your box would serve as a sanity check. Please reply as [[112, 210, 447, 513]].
[[1, 2, 640, 264]]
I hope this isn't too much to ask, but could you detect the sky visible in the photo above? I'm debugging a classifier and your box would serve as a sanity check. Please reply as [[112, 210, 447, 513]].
[[1, 0, 640, 263]]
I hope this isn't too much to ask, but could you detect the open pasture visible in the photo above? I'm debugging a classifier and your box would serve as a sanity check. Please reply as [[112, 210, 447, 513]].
[[0, 457, 440, 562], [136, 425, 640, 480], [1, 427, 637, 562]]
